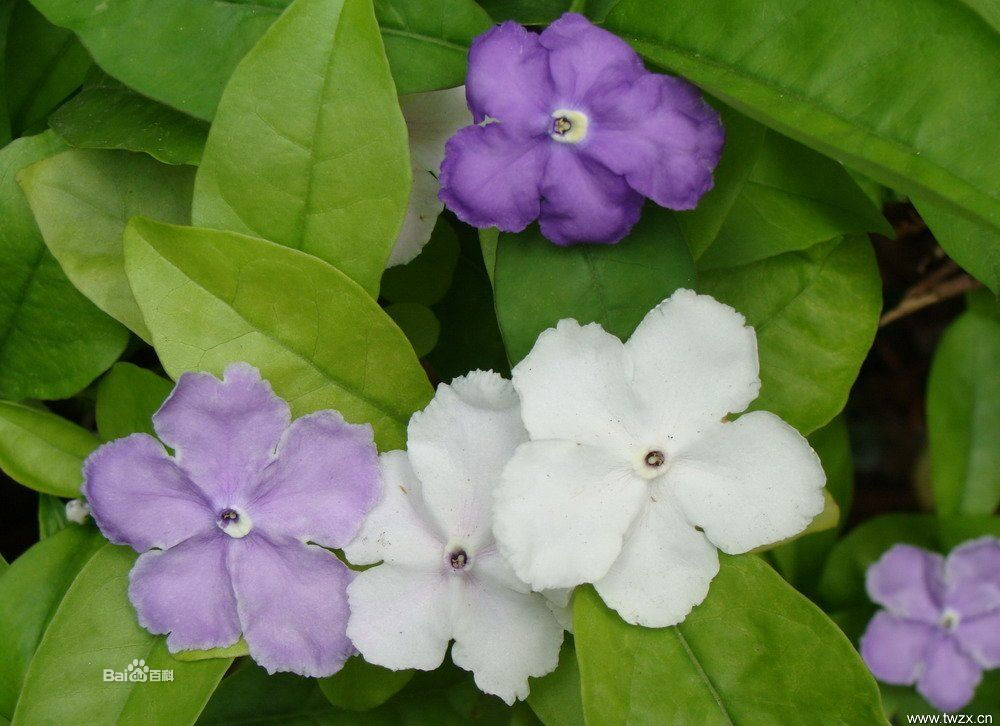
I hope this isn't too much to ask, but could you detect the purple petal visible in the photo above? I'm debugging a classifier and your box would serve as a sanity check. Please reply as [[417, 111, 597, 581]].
[[916, 636, 983, 713], [954, 611, 1000, 669], [83, 434, 213, 551], [244, 411, 379, 549], [439, 124, 548, 232], [859, 611, 936, 685], [537, 147, 643, 245], [465, 21, 553, 132], [153, 363, 290, 502], [944, 537, 1000, 618], [128, 532, 241, 652], [228, 533, 354, 677], [866, 544, 945, 622]]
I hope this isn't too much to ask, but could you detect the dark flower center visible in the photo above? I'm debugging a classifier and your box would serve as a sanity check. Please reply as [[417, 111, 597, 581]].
[[219, 508, 240, 522], [449, 549, 469, 571], [939, 609, 960, 632], [644, 450, 666, 468], [553, 116, 573, 135]]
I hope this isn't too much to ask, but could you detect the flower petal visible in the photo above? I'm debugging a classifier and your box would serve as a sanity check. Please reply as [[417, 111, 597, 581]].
[[83, 434, 212, 551], [944, 536, 1000, 618], [955, 611, 1000, 669], [152, 363, 290, 502], [494, 439, 647, 590], [346, 564, 452, 672], [668, 411, 826, 555], [537, 147, 643, 245], [625, 289, 760, 450], [583, 74, 724, 210], [438, 124, 548, 232], [594, 497, 718, 627], [866, 544, 946, 623], [858, 611, 936, 685], [407, 371, 527, 549], [511, 318, 641, 449], [228, 534, 354, 677], [128, 532, 241, 652], [451, 580, 564, 705], [244, 411, 378, 549], [916, 636, 983, 713]]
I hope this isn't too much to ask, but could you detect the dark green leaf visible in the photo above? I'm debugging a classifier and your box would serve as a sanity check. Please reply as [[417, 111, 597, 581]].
[[381, 218, 461, 306], [476, 0, 569, 23], [95, 362, 173, 441], [385, 302, 439, 358], [0, 1, 15, 145], [37, 493, 68, 538], [915, 197, 1000, 294], [317, 656, 413, 712], [526, 640, 583, 726]]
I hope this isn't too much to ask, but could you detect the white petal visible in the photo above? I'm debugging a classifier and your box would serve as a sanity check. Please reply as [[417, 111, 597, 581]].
[[346, 564, 452, 671], [343, 450, 443, 569], [626, 289, 761, 450], [512, 319, 644, 449], [407, 371, 527, 550], [668, 411, 826, 554], [594, 497, 719, 627], [494, 439, 648, 590], [542, 588, 574, 632], [389, 87, 471, 267], [452, 578, 564, 705]]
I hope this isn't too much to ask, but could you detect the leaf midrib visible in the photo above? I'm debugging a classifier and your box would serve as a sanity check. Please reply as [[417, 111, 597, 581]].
[[672, 626, 735, 724]]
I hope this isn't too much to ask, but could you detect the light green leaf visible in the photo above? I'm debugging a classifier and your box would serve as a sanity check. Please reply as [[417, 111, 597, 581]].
[[37, 493, 69, 539], [385, 302, 439, 358], [605, 0, 1000, 231], [193, 0, 410, 297], [18, 148, 195, 341], [317, 656, 413, 712], [699, 234, 881, 434], [95, 362, 173, 441], [915, 197, 1000, 294], [123, 218, 432, 450], [171, 640, 250, 663], [526, 640, 584, 726], [574, 556, 884, 724], [14, 544, 232, 725], [0, 527, 104, 720], [0, 400, 99, 498]]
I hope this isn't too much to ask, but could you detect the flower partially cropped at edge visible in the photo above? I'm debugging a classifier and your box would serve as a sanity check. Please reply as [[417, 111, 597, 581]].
[[493, 288, 826, 627], [83, 363, 379, 677], [345, 371, 564, 705], [439, 13, 724, 246], [860, 538, 1000, 712]]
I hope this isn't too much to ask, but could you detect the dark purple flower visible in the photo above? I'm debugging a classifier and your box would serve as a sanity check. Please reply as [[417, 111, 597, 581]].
[[83, 363, 379, 677], [860, 538, 1000, 712], [438, 13, 724, 246]]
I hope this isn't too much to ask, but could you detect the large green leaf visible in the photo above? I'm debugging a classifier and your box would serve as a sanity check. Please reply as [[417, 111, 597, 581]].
[[317, 656, 413, 711], [494, 206, 696, 365], [604, 0, 1000, 231], [476, 0, 569, 23], [13, 544, 231, 725], [925, 302, 1000, 515], [123, 218, 432, 450], [574, 556, 884, 724], [95, 362, 173, 441], [0, 401, 99, 497], [193, 0, 410, 296], [0, 134, 127, 399], [699, 234, 881, 434], [526, 641, 584, 726], [915, 197, 1000, 294], [19, 148, 195, 341], [0, 527, 104, 720], [0, 1, 15, 145]]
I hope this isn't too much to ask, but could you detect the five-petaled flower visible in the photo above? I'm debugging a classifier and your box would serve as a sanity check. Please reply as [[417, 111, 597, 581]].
[[493, 288, 826, 627], [83, 363, 379, 677], [860, 538, 1000, 712], [345, 371, 564, 704], [439, 13, 724, 246]]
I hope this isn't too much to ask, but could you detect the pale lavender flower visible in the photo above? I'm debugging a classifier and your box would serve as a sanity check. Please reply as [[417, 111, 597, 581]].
[[83, 363, 379, 677], [860, 538, 1000, 712]]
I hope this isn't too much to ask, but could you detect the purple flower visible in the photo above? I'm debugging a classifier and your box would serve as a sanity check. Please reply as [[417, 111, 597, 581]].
[[438, 13, 724, 246], [82, 363, 380, 677], [860, 538, 1000, 712]]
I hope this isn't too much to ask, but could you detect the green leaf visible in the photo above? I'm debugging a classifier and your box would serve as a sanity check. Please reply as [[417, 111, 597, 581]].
[[574, 556, 884, 724], [0, 400, 99, 497], [385, 302, 439, 358], [95, 362, 173, 441], [37, 493, 69, 539], [0, 526, 104, 720], [193, 0, 410, 297], [48, 72, 209, 166], [926, 303, 1000, 515], [18, 148, 196, 341], [381, 217, 461, 306], [317, 657, 413, 711], [915, 197, 1000, 294], [14, 543, 232, 724], [171, 640, 250, 663], [699, 234, 881, 434], [0, 1, 15, 146], [123, 218, 432, 450], [494, 206, 697, 365], [0, 134, 127, 399], [526, 640, 584, 726], [604, 0, 1000, 231], [881, 672, 1000, 722], [476, 0, 570, 23]]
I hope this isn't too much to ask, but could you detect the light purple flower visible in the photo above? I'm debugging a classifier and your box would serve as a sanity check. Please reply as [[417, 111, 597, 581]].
[[82, 363, 379, 677], [438, 13, 724, 246], [860, 538, 1000, 712]]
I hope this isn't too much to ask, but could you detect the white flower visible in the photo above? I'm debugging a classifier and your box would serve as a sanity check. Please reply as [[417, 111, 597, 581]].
[[388, 87, 471, 267], [493, 289, 827, 627], [345, 371, 564, 704], [65, 498, 91, 524]]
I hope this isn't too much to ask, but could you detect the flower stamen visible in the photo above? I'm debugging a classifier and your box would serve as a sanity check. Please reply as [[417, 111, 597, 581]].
[[217, 507, 253, 538], [449, 549, 469, 570], [550, 109, 589, 144]]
